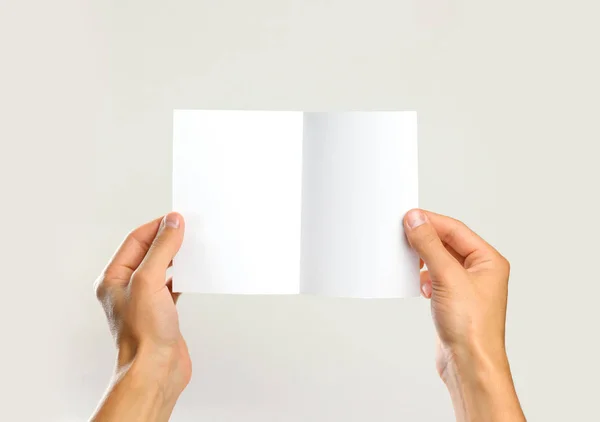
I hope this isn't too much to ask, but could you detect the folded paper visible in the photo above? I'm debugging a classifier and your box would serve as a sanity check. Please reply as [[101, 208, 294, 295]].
[[172, 110, 419, 298]]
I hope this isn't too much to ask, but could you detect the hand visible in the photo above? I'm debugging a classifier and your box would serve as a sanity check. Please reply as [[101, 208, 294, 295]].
[[404, 209, 525, 421], [92, 213, 191, 421]]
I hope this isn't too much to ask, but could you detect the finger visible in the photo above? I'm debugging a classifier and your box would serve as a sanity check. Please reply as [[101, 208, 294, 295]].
[[101, 216, 163, 282], [420, 247, 463, 268], [443, 242, 465, 267], [404, 209, 463, 279], [137, 212, 185, 283], [425, 211, 499, 267], [420, 270, 432, 298]]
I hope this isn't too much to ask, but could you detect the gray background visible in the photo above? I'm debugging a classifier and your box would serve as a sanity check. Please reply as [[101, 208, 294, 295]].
[[1, 0, 599, 421]]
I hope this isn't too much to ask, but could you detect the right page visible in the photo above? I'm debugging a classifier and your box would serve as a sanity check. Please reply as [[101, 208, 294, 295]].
[[300, 112, 420, 298]]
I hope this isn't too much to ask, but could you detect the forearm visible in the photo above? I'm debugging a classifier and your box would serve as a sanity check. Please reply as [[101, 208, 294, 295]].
[[444, 348, 525, 422], [91, 351, 183, 422]]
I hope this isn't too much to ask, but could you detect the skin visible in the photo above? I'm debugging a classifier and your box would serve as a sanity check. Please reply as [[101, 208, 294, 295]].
[[91, 209, 525, 421], [404, 209, 525, 422], [91, 213, 191, 422]]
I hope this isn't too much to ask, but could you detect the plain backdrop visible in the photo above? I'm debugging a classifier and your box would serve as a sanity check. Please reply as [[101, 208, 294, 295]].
[[1, 1, 599, 421]]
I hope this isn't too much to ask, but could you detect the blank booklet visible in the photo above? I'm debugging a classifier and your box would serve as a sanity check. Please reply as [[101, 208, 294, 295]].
[[172, 110, 419, 298]]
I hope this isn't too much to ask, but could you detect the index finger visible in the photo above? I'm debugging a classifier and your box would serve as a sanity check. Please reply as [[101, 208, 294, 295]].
[[424, 211, 500, 265]]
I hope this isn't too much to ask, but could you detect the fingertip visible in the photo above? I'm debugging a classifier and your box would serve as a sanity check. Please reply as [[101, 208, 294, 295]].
[[164, 212, 183, 229], [403, 208, 418, 223], [421, 280, 432, 299], [420, 270, 432, 298], [137, 213, 185, 277], [404, 209, 427, 230]]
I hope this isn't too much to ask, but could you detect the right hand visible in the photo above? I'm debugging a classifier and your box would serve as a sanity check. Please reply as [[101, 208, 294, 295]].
[[403, 209, 512, 383]]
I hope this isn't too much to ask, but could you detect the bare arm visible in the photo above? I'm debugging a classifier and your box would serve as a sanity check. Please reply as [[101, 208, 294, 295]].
[[91, 213, 191, 422], [442, 345, 524, 421], [91, 350, 184, 422], [404, 209, 525, 421]]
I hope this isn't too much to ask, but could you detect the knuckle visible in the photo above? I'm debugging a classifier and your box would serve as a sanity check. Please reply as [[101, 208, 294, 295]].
[[124, 230, 136, 243], [409, 225, 442, 255], [131, 268, 150, 284], [443, 219, 464, 244], [455, 219, 469, 235], [123, 231, 139, 249], [150, 237, 166, 252], [94, 274, 107, 300], [454, 218, 466, 228], [503, 257, 511, 274], [497, 254, 511, 274]]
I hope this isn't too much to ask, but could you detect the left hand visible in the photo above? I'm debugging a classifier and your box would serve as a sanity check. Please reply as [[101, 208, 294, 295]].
[[94, 213, 191, 393]]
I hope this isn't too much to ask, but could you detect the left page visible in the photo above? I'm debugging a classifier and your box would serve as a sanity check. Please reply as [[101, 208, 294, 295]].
[[172, 110, 303, 294]]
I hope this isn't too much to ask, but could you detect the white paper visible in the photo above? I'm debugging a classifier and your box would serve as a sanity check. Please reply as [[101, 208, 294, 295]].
[[300, 112, 420, 297], [172, 110, 419, 297], [172, 110, 303, 294]]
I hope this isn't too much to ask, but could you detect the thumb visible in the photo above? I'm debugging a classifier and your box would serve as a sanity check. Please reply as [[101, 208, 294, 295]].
[[403, 209, 461, 279], [137, 212, 185, 278]]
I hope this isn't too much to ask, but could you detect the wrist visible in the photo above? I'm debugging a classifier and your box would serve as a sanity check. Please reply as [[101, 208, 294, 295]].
[[441, 344, 524, 422], [93, 344, 187, 422], [116, 342, 189, 403], [444, 341, 511, 386]]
